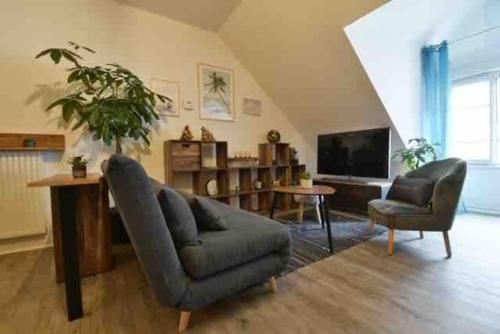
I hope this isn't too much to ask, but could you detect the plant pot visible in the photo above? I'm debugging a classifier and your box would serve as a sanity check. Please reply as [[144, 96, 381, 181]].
[[72, 165, 87, 179], [300, 179, 313, 188]]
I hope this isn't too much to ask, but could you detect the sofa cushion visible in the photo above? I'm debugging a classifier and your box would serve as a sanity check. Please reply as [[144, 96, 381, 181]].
[[387, 176, 434, 207], [369, 199, 432, 217], [157, 187, 199, 248], [179, 201, 291, 279], [192, 196, 228, 231]]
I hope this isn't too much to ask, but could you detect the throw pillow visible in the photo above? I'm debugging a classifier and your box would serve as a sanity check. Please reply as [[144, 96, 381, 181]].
[[387, 176, 435, 207], [192, 196, 228, 231], [157, 187, 199, 247]]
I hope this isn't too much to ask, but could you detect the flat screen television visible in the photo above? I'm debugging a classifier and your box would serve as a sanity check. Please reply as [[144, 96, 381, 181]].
[[317, 127, 390, 179]]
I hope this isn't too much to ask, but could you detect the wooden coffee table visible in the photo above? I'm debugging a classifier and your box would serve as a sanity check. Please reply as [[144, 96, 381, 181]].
[[270, 185, 336, 253]]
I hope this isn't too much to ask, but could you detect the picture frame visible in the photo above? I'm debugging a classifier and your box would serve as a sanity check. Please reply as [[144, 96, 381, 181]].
[[150, 78, 180, 117], [243, 98, 262, 116], [198, 63, 235, 122]]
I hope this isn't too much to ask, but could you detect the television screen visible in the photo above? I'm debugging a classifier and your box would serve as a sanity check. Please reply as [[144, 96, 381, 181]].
[[317, 128, 390, 179]]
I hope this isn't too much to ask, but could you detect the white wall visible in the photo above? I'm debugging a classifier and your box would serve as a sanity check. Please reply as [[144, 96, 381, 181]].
[[462, 165, 500, 215], [0, 0, 308, 254], [344, 0, 484, 145], [218, 0, 408, 179]]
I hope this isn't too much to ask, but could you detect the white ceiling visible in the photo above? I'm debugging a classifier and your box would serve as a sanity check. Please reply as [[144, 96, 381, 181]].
[[116, 0, 242, 31]]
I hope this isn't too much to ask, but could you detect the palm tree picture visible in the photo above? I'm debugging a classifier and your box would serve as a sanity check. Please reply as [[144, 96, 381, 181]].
[[199, 64, 234, 121]]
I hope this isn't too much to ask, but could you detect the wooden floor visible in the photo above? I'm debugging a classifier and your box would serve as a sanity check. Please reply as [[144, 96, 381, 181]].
[[1, 214, 500, 333]]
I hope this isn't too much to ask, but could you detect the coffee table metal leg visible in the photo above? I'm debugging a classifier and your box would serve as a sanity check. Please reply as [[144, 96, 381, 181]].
[[317, 195, 325, 229], [270, 192, 278, 219], [322, 195, 334, 253]]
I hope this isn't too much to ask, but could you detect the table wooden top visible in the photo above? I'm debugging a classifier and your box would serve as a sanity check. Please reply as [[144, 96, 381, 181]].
[[28, 173, 102, 188], [273, 185, 336, 195]]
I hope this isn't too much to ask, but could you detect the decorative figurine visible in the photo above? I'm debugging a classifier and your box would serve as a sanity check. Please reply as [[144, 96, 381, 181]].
[[180, 125, 194, 141], [201, 126, 215, 142], [267, 129, 281, 143]]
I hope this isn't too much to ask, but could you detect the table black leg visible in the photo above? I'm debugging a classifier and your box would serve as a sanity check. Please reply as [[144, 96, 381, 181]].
[[270, 192, 278, 219], [59, 186, 83, 321], [321, 195, 334, 253], [317, 195, 325, 229]]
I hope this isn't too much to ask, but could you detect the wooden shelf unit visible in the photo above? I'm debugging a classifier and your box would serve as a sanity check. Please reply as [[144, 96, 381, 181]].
[[164, 140, 306, 215]]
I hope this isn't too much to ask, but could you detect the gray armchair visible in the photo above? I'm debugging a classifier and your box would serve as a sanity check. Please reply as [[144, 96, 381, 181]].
[[368, 158, 467, 258], [103, 155, 291, 331]]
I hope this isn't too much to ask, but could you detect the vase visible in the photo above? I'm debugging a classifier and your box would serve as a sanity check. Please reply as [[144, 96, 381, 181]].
[[72, 165, 87, 179], [300, 179, 313, 188]]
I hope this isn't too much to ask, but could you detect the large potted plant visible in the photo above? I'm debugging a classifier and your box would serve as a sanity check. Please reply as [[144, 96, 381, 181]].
[[35, 42, 170, 154], [392, 137, 439, 171]]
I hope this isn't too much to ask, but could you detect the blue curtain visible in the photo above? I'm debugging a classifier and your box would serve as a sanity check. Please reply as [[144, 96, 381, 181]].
[[422, 41, 451, 158]]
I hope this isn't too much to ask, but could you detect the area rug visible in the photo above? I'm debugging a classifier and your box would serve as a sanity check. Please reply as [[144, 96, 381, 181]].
[[277, 210, 386, 273]]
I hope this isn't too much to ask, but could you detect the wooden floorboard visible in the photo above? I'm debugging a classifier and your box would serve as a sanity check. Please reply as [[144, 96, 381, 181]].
[[1, 214, 500, 333]]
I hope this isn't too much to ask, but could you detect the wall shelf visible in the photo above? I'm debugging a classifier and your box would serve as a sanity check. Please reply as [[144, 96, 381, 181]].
[[0, 133, 65, 151]]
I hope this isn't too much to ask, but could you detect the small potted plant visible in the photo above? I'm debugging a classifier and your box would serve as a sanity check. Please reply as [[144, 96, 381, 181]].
[[68, 155, 90, 179], [392, 137, 439, 171], [300, 171, 313, 188]]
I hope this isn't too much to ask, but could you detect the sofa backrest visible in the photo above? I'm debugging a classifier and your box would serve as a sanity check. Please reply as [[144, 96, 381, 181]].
[[406, 158, 467, 229], [103, 155, 188, 307]]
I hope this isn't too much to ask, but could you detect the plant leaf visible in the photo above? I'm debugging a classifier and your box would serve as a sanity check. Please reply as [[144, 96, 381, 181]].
[[34, 49, 53, 59], [50, 50, 62, 64]]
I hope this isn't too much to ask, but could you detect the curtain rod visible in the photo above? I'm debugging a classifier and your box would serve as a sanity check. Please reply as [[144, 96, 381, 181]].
[[449, 24, 500, 45]]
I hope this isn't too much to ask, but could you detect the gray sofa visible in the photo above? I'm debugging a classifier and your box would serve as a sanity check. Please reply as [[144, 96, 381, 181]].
[[368, 158, 466, 258], [103, 155, 291, 331]]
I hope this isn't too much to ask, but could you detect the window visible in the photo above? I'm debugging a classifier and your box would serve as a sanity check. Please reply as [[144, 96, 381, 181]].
[[450, 72, 499, 164]]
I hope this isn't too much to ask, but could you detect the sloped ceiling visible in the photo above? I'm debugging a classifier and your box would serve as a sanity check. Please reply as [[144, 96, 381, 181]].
[[116, 0, 242, 31], [218, 0, 401, 165], [345, 0, 486, 144]]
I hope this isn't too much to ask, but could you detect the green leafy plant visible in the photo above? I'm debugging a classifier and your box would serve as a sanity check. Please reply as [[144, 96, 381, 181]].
[[392, 137, 439, 171], [300, 171, 311, 180], [35, 42, 170, 154], [67, 154, 90, 167]]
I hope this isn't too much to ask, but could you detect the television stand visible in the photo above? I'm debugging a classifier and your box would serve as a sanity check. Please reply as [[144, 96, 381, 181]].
[[314, 177, 390, 215]]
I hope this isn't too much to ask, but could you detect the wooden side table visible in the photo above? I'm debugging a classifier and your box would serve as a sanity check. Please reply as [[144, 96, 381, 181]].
[[271, 185, 336, 253], [28, 174, 113, 321]]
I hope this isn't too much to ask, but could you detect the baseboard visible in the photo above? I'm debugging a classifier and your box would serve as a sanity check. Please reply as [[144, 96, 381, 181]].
[[465, 207, 500, 216], [0, 238, 53, 256]]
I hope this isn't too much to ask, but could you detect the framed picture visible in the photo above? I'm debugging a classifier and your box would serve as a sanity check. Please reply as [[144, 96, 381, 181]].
[[198, 63, 235, 122], [151, 78, 180, 117], [243, 98, 262, 116]]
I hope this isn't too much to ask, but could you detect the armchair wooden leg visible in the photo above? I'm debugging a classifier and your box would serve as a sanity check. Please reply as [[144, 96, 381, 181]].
[[297, 202, 304, 223], [369, 221, 375, 232], [178, 311, 191, 332], [268, 276, 278, 293], [419, 231, 424, 239], [443, 231, 452, 258], [388, 229, 395, 256]]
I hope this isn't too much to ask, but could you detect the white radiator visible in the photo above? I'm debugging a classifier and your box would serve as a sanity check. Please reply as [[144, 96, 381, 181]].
[[0, 152, 48, 240]]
